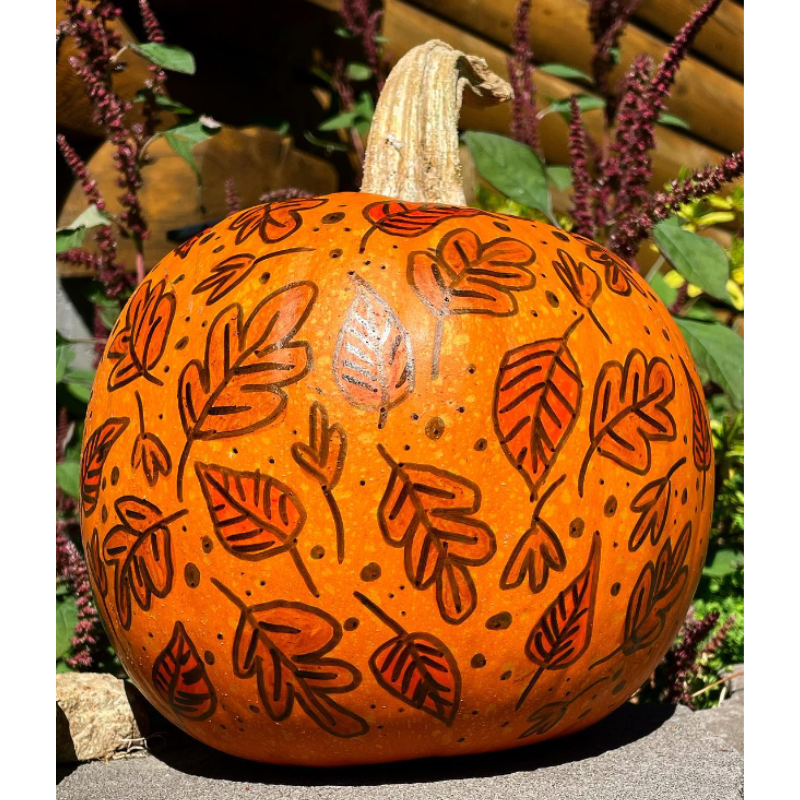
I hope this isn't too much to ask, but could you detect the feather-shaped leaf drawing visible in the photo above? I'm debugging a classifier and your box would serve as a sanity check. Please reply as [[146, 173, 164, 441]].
[[360, 201, 482, 252], [578, 349, 676, 496], [212, 579, 368, 738], [516, 531, 601, 710], [176, 281, 317, 498], [628, 458, 686, 551], [493, 316, 583, 497], [153, 621, 217, 721], [86, 527, 108, 598], [500, 476, 567, 594], [80, 417, 129, 517], [376, 445, 496, 624], [333, 275, 414, 428], [130, 391, 171, 487], [354, 592, 461, 725], [107, 279, 176, 390], [292, 402, 348, 563], [408, 228, 535, 377], [581, 242, 645, 297], [227, 198, 326, 245], [518, 675, 608, 739], [551, 249, 610, 342], [195, 463, 318, 597], [192, 247, 314, 306], [592, 523, 692, 669], [102, 497, 185, 630], [681, 356, 713, 501]]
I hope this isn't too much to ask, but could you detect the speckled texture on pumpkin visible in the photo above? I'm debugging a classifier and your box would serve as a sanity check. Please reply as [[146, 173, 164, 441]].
[[80, 193, 713, 766]]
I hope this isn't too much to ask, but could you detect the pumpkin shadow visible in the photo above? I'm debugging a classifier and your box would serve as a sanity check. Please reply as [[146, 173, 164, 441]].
[[152, 702, 677, 786]]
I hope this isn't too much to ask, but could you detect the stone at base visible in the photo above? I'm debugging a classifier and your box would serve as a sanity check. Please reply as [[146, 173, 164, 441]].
[[56, 702, 743, 800], [57, 673, 150, 764]]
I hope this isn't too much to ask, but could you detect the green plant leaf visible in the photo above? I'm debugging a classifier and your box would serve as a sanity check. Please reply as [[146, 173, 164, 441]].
[[162, 118, 219, 183], [546, 165, 573, 191], [334, 26, 354, 39], [539, 63, 594, 83], [346, 62, 372, 81], [56, 205, 113, 253], [540, 95, 605, 119], [56, 344, 74, 382], [131, 42, 196, 74], [675, 319, 744, 408], [463, 131, 553, 219], [658, 112, 690, 130], [654, 218, 730, 301], [133, 91, 194, 114], [56, 593, 79, 660], [649, 272, 678, 307], [56, 461, 81, 499], [703, 548, 744, 579], [318, 111, 358, 131]]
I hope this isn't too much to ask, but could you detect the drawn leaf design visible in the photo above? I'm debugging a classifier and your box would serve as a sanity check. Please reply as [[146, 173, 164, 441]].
[[107, 279, 176, 390], [516, 532, 601, 709], [408, 228, 535, 317], [377, 445, 496, 625], [102, 497, 183, 630], [629, 458, 686, 551], [152, 621, 217, 721], [582, 242, 645, 297], [355, 592, 461, 725], [228, 197, 326, 245], [177, 282, 317, 498], [213, 580, 368, 738], [518, 702, 568, 738], [333, 276, 414, 427], [80, 417, 129, 516], [131, 433, 172, 487], [501, 518, 567, 593], [86, 527, 108, 598], [551, 249, 610, 342], [579, 349, 677, 496], [681, 357, 712, 473], [360, 201, 482, 251], [493, 317, 583, 496], [195, 463, 317, 596], [623, 523, 692, 654], [192, 253, 256, 304]]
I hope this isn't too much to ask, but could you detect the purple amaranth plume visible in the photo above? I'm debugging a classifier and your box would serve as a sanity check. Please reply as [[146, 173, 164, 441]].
[[568, 97, 594, 238], [139, 0, 165, 42], [259, 188, 313, 204], [224, 178, 242, 214], [507, 0, 539, 152], [363, 9, 386, 90], [138, 1, 167, 141], [340, 0, 370, 35]]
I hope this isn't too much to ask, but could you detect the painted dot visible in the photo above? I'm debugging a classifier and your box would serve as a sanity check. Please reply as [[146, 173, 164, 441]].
[[611, 582, 621, 596], [329, 249, 343, 259], [425, 416, 445, 440], [322, 212, 345, 224], [213, 245, 225, 253], [545, 291, 560, 308], [344, 618, 360, 631], [259, 272, 270, 284], [486, 611, 512, 630], [613, 668, 623, 681], [612, 681, 627, 695], [249, 704, 260, 714], [474, 438, 488, 452], [569, 518, 585, 538], [360, 562, 382, 582], [204, 651, 215, 666], [310, 545, 326, 560], [175, 336, 189, 350], [604, 496, 618, 517], [552, 230, 570, 242], [101, 506, 108, 523], [471, 653, 487, 669], [500, 671, 512, 681], [200, 232, 214, 244], [578, 708, 592, 719], [494, 221, 511, 232], [111, 467, 120, 486], [201, 536, 214, 553], [184, 563, 201, 588], [681, 488, 688, 505]]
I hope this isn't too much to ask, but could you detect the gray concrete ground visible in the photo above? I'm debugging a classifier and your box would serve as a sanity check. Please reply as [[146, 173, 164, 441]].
[[57, 700, 743, 800]]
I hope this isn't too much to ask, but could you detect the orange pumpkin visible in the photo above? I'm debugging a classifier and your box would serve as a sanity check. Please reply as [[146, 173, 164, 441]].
[[80, 42, 712, 766]]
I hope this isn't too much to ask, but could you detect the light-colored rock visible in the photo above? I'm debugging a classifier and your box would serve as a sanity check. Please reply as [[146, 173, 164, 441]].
[[56, 673, 150, 764]]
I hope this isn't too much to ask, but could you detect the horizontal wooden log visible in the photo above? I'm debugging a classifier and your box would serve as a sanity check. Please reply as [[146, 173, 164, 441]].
[[57, 126, 338, 278], [635, 0, 744, 78], [383, 0, 732, 190], [407, 0, 743, 152]]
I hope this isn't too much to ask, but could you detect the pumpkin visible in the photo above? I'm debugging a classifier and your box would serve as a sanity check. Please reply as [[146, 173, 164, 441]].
[[80, 41, 712, 767]]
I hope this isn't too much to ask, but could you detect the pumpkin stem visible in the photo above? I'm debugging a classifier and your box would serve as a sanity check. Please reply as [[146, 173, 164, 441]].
[[361, 40, 512, 205]]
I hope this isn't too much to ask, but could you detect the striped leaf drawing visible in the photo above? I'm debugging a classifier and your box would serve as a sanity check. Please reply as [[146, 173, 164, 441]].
[[213, 580, 368, 738], [493, 316, 583, 498], [355, 592, 461, 725], [80, 416, 129, 517], [333, 275, 414, 428], [628, 458, 686, 551], [195, 463, 318, 597], [516, 531, 601, 710], [681, 356, 713, 501], [376, 445, 496, 625], [408, 228, 535, 377], [152, 621, 217, 721]]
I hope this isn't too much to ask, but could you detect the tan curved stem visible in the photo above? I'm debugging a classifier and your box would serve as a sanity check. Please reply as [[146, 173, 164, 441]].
[[361, 40, 512, 205]]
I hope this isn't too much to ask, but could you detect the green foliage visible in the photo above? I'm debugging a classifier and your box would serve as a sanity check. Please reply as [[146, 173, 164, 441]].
[[538, 63, 594, 83], [318, 91, 374, 137], [161, 117, 221, 185], [130, 42, 196, 74], [56, 206, 113, 253]]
